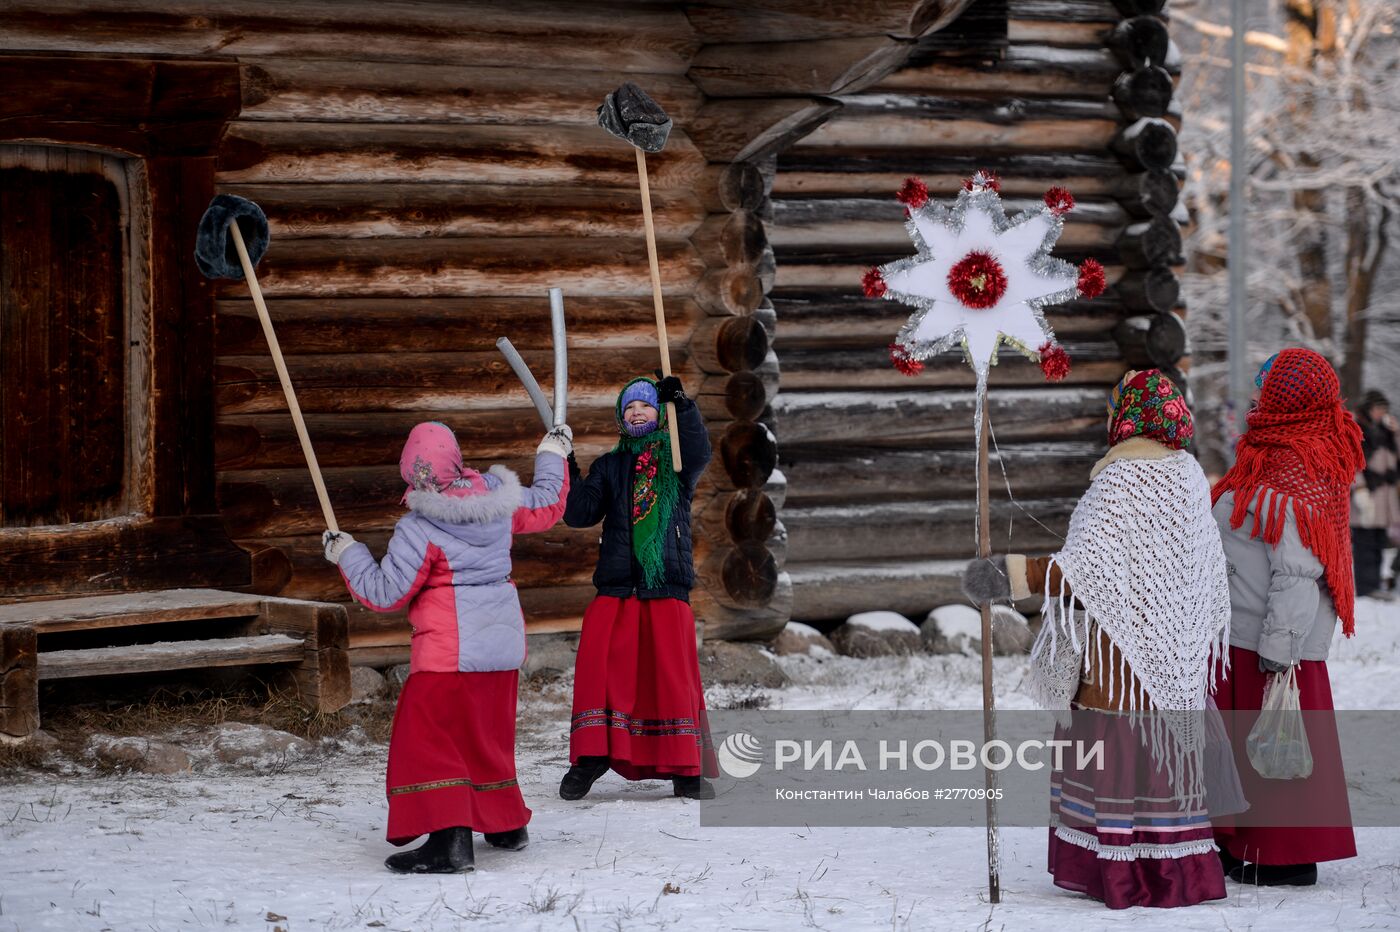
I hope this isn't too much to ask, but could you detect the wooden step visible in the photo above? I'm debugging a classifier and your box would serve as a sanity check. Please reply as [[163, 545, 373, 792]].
[[38, 635, 305, 680], [0, 589, 264, 633]]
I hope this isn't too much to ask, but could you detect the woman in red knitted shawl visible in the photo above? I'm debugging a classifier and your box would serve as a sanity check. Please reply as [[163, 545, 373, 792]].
[[1210, 347, 1363, 886]]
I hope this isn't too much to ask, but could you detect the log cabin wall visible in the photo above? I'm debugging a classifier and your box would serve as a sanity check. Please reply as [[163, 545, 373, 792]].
[[767, 0, 1190, 623]]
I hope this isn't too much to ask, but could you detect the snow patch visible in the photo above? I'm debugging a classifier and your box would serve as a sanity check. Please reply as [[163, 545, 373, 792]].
[[845, 610, 919, 633]]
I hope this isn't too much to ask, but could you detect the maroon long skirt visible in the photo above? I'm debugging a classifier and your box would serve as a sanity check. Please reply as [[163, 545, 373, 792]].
[[1211, 646, 1356, 865], [1047, 709, 1226, 909], [569, 595, 717, 780], [385, 670, 530, 845]]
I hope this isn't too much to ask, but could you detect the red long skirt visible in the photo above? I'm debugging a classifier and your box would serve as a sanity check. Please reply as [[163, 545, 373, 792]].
[[1211, 646, 1356, 865], [569, 595, 717, 780], [385, 670, 530, 845]]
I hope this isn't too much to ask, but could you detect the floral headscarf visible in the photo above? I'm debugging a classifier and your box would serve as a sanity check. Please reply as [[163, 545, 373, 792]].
[[1106, 368, 1194, 450]]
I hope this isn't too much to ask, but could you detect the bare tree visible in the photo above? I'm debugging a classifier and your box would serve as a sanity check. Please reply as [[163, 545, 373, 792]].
[[1174, 0, 1400, 467]]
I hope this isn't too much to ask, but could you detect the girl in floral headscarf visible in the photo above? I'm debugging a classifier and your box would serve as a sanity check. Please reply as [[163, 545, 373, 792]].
[[962, 369, 1234, 909], [1210, 348, 1363, 886]]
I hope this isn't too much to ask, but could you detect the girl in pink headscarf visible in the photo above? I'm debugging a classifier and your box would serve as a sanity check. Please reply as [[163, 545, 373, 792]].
[[322, 420, 571, 874]]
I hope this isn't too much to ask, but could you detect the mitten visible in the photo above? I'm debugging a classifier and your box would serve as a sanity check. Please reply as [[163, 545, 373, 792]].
[[1258, 655, 1291, 675], [538, 424, 573, 458], [322, 530, 356, 565], [654, 374, 685, 405], [961, 556, 1010, 604]]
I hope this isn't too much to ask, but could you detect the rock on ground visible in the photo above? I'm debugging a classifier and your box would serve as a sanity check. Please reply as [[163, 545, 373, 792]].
[[86, 735, 191, 775], [830, 611, 922, 658], [349, 666, 388, 703], [386, 663, 412, 692], [207, 723, 312, 770], [521, 633, 579, 680], [922, 604, 1035, 656], [771, 621, 835, 657], [699, 640, 789, 688]]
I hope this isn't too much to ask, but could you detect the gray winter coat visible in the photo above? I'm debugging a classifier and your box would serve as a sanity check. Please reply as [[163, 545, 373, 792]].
[[1213, 490, 1338, 665]]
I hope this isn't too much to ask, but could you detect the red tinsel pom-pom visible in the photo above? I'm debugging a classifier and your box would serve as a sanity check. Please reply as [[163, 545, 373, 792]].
[[862, 267, 887, 298], [962, 169, 1001, 193], [889, 343, 924, 377], [1039, 342, 1071, 382], [1077, 258, 1106, 298], [947, 250, 1008, 309], [896, 177, 929, 209], [1044, 186, 1075, 215]]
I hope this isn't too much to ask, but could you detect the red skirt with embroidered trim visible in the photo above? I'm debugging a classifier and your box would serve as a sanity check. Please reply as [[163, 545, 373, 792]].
[[385, 670, 530, 845], [569, 595, 717, 780], [1211, 646, 1356, 865]]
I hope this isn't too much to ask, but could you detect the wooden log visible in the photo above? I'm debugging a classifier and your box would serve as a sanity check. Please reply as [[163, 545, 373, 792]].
[[719, 421, 779, 490], [785, 498, 1073, 563], [215, 347, 672, 415], [1113, 312, 1187, 369], [798, 113, 1120, 155], [689, 36, 912, 98], [1117, 217, 1183, 268], [1108, 15, 1171, 69], [211, 236, 705, 299], [788, 559, 965, 623], [0, 1, 699, 74], [38, 635, 306, 680], [216, 296, 700, 355], [216, 123, 705, 188], [687, 98, 841, 164], [1116, 266, 1180, 313], [696, 267, 764, 317], [697, 161, 768, 213], [1110, 118, 1178, 171], [695, 369, 771, 421], [239, 60, 702, 126], [1111, 65, 1174, 120], [219, 182, 705, 241], [773, 386, 1107, 448], [1006, 17, 1117, 46], [692, 572, 792, 642], [780, 443, 1101, 507], [216, 408, 635, 470], [698, 541, 779, 610], [778, 150, 1126, 186], [694, 488, 779, 547], [768, 210, 1127, 255], [772, 293, 1128, 343], [775, 349, 1125, 391], [877, 45, 1122, 96], [1115, 169, 1179, 219], [838, 92, 1120, 124], [256, 598, 351, 713], [0, 625, 38, 737], [685, 0, 977, 43], [0, 589, 264, 632], [773, 259, 1133, 292], [690, 315, 770, 375], [690, 211, 768, 269]]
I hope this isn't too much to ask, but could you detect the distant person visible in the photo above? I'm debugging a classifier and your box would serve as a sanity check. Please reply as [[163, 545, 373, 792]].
[[1352, 389, 1398, 599], [1211, 349, 1362, 886]]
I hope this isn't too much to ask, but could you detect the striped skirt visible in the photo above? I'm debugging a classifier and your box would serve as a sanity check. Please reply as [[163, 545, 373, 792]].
[[1047, 710, 1226, 909]]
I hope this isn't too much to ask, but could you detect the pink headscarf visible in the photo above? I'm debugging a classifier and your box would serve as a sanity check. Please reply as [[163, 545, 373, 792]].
[[399, 422, 485, 504]]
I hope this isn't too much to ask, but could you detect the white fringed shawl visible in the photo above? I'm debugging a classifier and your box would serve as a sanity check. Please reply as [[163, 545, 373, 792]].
[[1027, 450, 1232, 802]]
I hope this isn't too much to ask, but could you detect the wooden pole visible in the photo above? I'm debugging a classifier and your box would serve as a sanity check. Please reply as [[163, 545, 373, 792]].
[[229, 221, 339, 533], [977, 392, 1001, 903], [635, 146, 684, 472]]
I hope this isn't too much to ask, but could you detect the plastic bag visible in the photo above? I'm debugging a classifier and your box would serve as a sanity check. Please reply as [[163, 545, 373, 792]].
[[1246, 666, 1313, 780]]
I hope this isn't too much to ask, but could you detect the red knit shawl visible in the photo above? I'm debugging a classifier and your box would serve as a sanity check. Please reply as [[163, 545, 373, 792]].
[[1211, 348, 1365, 636]]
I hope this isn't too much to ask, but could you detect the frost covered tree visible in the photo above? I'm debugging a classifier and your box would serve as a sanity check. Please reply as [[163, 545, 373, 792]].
[[1174, 0, 1400, 468]]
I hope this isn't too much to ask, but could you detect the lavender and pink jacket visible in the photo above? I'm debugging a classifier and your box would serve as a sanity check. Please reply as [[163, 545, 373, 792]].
[[337, 452, 568, 674]]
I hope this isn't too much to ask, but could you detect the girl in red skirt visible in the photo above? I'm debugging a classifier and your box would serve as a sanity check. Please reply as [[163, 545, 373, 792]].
[[560, 375, 718, 800], [1211, 348, 1363, 886], [323, 420, 571, 873]]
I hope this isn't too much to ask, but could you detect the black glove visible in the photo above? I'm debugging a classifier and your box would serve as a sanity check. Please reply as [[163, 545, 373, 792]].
[[1258, 655, 1291, 675], [961, 556, 1010, 605], [654, 373, 685, 405], [567, 451, 582, 481]]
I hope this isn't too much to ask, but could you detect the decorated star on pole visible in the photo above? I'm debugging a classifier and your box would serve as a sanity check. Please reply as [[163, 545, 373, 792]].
[[864, 172, 1104, 387]]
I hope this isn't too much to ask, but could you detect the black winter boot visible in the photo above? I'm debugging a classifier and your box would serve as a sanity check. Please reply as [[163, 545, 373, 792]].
[[559, 756, 610, 800], [484, 826, 530, 851], [1217, 847, 1243, 876], [384, 827, 474, 874], [671, 775, 715, 800], [1229, 862, 1318, 886]]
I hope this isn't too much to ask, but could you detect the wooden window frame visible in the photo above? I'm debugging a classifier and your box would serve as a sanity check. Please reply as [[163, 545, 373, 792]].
[[0, 55, 250, 598]]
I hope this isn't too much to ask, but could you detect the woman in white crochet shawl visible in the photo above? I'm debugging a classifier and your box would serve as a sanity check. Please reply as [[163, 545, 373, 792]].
[[963, 368, 1234, 909]]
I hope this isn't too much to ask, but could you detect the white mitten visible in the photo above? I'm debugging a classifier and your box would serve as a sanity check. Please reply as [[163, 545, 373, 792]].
[[538, 424, 573, 458], [322, 529, 356, 564]]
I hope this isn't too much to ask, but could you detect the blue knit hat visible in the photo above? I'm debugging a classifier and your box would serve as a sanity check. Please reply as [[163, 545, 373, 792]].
[[620, 379, 658, 411], [1255, 353, 1278, 389]]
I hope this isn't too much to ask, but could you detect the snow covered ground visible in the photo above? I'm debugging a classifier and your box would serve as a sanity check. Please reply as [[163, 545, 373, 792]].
[[4, 599, 1400, 931]]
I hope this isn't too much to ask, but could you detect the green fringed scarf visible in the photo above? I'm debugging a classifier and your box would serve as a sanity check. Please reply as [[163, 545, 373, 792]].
[[613, 378, 680, 589]]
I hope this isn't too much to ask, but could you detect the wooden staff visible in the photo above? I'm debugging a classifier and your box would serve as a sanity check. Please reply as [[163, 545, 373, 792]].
[[977, 392, 1001, 903], [634, 148, 683, 470], [228, 221, 338, 533]]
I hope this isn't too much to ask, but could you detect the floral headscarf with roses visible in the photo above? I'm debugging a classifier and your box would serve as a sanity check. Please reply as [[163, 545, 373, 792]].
[[1106, 369, 1194, 450], [612, 377, 678, 589]]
